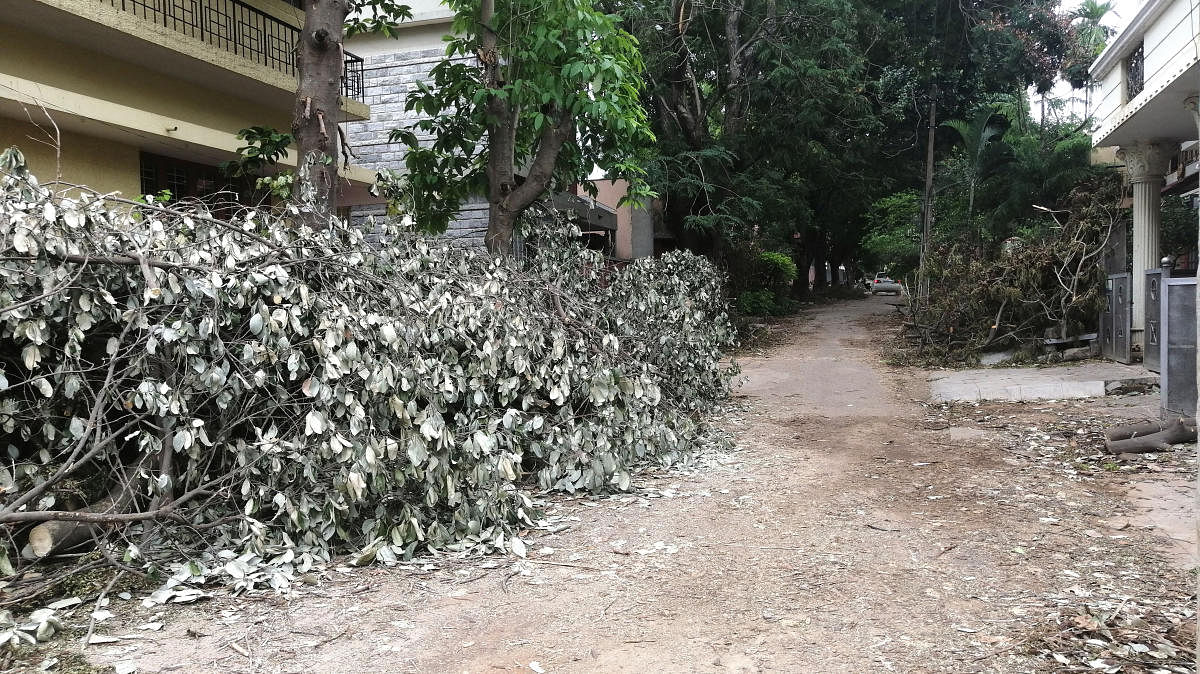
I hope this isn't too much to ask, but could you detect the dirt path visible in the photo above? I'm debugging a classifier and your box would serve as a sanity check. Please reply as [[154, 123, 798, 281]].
[[87, 298, 1193, 673]]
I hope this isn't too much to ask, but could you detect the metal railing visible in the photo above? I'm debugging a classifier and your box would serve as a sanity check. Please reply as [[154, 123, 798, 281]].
[[104, 0, 365, 101], [1125, 43, 1144, 100]]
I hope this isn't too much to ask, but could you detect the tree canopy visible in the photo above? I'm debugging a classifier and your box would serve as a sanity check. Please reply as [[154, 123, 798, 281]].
[[385, 0, 654, 253]]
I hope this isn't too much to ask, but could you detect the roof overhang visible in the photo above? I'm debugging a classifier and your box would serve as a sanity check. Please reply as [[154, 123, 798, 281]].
[[1090, 0, 1174, 78], [552, 193, 617, 231]]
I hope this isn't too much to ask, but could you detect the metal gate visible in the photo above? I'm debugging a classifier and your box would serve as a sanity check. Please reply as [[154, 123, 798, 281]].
[[1101, 272, 1132, 364], [1144, 269, 1162, 372], [1160, 276, 1197, 418]]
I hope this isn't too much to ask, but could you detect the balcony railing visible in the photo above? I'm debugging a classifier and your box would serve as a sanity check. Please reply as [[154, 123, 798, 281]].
[[1125, 42, 1144, 101], [103, 0, 365, 101]]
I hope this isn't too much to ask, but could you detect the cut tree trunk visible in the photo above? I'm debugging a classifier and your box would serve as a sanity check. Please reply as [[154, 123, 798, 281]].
[[1105, 418, 1194, 442], [1104, 416, 1197, 454], [26, 473, 138, 558], [292, 0, 349, 221]]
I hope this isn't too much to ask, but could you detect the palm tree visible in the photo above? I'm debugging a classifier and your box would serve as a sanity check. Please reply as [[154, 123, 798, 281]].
[[1064, 0, 1117, 112], [1072, 0, 1117, 56], [941, 107, 1009, 221]]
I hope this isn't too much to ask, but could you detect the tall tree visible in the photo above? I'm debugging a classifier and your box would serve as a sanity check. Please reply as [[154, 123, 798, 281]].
[[388, 0, 654, 254], [627, 0, 889, 264], [1061, 0, 1116, 90]]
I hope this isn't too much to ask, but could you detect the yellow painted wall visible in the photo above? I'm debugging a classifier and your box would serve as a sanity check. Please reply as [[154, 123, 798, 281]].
[[0, 31, 293, 140], [0, 117, 141, 197]]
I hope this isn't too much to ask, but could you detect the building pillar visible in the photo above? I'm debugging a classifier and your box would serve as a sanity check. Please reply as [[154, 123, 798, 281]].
[[1189, 97, 1199, 265], [1189, 95, 1200, 137], [1116, 142, 1172, 348]]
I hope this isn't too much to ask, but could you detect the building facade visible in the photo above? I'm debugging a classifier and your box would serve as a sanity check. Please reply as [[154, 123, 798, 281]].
[[1, 0, 377, 205], [1089, 0, 1200, 348], [344, 0, 488, 245]]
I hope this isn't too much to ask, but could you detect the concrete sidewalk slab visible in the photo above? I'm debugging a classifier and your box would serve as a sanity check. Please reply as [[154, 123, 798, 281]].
[[929, 362, 1157, 403]]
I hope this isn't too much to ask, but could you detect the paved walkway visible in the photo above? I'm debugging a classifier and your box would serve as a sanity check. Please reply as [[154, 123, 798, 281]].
[[929, 361, 1157, 402]]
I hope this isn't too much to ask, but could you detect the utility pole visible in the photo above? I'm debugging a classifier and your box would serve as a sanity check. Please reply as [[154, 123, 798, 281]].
[[918, 87, 937, 308]]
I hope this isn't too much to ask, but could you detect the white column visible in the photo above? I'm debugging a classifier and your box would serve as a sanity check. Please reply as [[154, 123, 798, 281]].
[[1116, 142, 1172, 348], [1185, 96, 1198, 549]]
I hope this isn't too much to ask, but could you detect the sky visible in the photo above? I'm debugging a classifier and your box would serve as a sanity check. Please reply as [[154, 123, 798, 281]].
[[1100, 0, 1141, 33]]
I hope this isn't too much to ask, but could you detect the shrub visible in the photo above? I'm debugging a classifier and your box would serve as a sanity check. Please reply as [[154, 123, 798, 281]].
[[736, 289, 777, 316], [0, 149, 737, 592], [756, 251, 798, 287]]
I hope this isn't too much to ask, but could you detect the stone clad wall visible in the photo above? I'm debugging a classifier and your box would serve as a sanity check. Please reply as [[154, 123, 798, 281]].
[[346, 46, 487, 247]]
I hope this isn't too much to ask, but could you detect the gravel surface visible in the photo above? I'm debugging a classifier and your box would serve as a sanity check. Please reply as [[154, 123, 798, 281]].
[[79, 297, 1194, 673]]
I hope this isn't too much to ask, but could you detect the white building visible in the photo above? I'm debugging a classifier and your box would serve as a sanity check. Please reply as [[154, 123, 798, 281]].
[[1089, 0, 1199, 348]]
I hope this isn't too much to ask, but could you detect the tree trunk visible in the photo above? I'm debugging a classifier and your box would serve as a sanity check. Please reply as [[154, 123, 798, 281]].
[[486, 206, 518, 254], [1104, 417, 1196, 454], [27, 466, 139, 558], [1105, 418, 1196, 442], [292, 0, 349, 221]]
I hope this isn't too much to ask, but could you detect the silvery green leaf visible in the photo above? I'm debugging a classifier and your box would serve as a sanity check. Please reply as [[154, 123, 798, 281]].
[[305, 410, 326, 435], [510, 536, 527, 558], [21, 344, 40, 370], [46, 597, 81, 610], [302, 377, 319, 397]]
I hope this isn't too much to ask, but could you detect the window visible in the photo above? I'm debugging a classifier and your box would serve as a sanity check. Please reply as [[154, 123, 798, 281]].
[[138, 152, 254, 213], [1125, 42, 1144, 100]]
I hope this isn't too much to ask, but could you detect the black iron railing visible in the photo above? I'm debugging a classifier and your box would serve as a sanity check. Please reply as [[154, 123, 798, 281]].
[[1125, 42, 1144, 100], [103, 0, 365, 101]]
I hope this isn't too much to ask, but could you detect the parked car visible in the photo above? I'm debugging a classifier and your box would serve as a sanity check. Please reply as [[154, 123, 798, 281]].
[[869, 273, 904, 295]]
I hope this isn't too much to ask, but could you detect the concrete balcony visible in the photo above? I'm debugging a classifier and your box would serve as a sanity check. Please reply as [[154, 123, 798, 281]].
[[8, 0, 369, 121], [1090, 0, 1198, 149]]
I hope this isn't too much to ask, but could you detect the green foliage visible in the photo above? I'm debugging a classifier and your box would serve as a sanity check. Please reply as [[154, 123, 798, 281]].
[[927, 95, 1102, 253], [940, 106, 1010, 220], [756, 252, 798, 287], [734, 251, 797, 316], [1060, 0, 1116, 87], [380, 0, 653, 234], [255, 173, 296, 202], [219, 126, 293, 179], [736, 289, 778, 316], [977, 120, 1099, 236], [860, 190, 920, 277], [630, 0, 887, 256], [967, 1, 1070, 94], [0, 156, 736, 588], [910, 173, 1122, 359], [344, 0, 414, 37], [1161, 195, 1198, 261], [134, 189, 174, 206]]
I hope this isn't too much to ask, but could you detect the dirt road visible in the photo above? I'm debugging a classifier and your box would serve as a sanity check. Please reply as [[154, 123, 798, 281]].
[[89, 298, 1194, 673]]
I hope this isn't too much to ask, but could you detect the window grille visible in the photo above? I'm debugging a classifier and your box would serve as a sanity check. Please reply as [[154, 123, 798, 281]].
[[1125, 43, 1144, 100]]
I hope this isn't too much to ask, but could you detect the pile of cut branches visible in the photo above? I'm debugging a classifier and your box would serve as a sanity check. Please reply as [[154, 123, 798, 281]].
[[0, 148, 737, 604], [905, 175, 1123, 362]]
